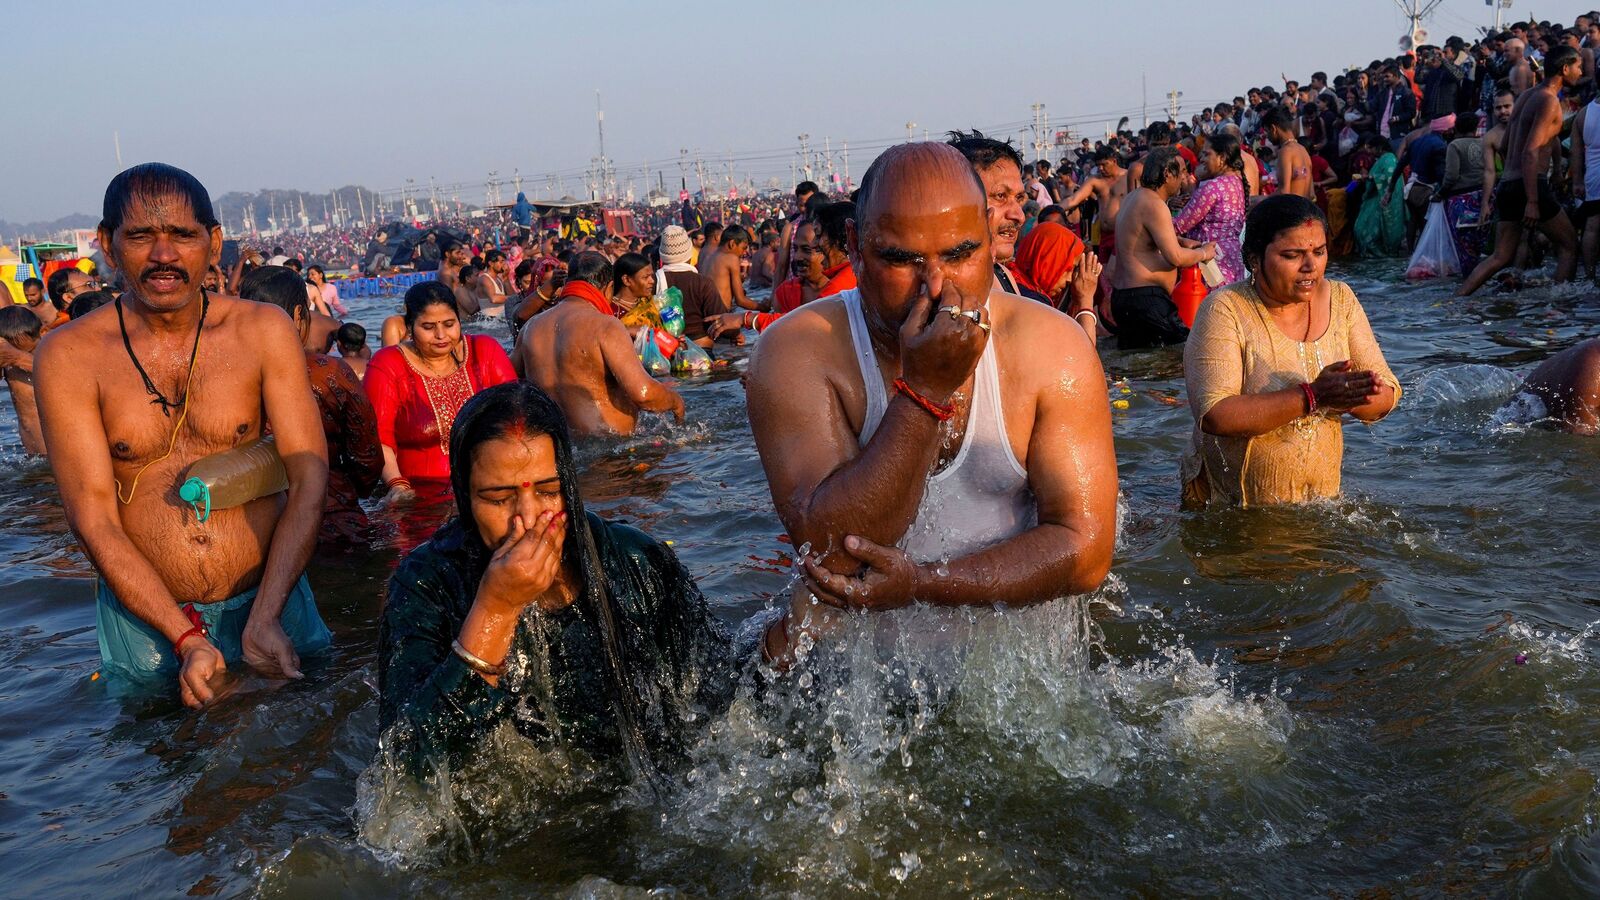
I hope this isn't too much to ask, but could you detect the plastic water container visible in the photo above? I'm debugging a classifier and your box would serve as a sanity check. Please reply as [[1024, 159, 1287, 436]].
[[177, 436, 288, 522]]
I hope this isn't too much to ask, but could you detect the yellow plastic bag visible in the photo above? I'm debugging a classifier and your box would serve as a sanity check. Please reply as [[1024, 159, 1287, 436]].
[[621, 300, 665, 331]]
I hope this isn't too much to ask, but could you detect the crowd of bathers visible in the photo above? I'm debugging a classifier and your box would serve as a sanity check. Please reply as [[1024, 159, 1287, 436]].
[[0, 10, 1587, 752]]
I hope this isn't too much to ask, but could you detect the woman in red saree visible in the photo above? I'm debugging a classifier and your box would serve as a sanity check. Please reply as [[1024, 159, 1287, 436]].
[[363, 281, 516, 502]]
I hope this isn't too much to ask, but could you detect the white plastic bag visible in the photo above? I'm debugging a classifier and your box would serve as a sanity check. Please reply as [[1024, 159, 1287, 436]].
[[1338, 125, 1358, 158], [1404, 202, 1460, 280]]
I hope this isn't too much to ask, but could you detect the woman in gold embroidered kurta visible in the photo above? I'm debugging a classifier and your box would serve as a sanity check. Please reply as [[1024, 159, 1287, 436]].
[[1182, 196, 1400, 506]]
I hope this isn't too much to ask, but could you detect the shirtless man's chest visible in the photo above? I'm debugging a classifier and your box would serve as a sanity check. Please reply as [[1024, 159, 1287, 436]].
[[93, 312, 278, 601], [1102, 180, 1128, 227]]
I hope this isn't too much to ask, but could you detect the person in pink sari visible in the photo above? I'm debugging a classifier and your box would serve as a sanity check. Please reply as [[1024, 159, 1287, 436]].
[[1173, 132, 1250, 286]]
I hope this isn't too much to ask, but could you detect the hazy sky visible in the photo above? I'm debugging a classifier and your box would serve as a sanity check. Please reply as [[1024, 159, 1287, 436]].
[[6, 0, 1529, 224]]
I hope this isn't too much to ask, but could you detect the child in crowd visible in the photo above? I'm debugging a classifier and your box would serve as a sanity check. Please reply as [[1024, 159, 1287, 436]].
[[335, 321, 371, 380]]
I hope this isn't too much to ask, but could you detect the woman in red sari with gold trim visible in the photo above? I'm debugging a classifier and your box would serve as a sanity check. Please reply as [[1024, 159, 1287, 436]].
[[363, 281, 516, 502]]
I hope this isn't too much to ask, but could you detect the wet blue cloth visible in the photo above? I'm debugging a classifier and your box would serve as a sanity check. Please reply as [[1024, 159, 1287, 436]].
[[96, 573, 330, 680]]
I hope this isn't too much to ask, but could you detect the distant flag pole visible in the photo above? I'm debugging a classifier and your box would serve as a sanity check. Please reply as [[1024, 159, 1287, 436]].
[[114, 131, 122, 167]]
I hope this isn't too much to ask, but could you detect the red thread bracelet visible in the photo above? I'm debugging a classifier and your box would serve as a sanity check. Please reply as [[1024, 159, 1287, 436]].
[[1300, 382, 1318, 414], [173, 602, 207, 655], [174, 624, 208, 650], [894, 378, 956, 421]]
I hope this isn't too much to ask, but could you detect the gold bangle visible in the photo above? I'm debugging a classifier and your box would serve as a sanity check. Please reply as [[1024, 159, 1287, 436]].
[[452, 638, 508, 676]]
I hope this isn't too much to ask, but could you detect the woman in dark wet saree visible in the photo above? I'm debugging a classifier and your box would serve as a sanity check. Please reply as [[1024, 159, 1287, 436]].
[[374, 382, 745, 787]]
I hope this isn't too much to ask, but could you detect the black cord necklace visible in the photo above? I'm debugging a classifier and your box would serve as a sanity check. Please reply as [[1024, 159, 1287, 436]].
[[115, 287, 209, 418]]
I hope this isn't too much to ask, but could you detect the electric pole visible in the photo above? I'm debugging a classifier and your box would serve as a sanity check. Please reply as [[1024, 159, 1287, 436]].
[[905, 121, 917, 141], [1030, 103, 1048, 163], [1167, 89, 1183, 123], [1394, 0, 1444, 49]]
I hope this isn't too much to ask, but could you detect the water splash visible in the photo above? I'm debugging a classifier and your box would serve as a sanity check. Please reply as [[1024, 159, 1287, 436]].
[[661, 594, 1293, 890], [355, 720, 613, 865], [1505, 616, 1600, 668], [1411, 365, 1523, 408]]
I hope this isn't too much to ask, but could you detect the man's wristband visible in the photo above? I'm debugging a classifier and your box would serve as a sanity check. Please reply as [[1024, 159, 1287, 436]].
[[174, 625, 208, 656], [893, 378, 955, 421]]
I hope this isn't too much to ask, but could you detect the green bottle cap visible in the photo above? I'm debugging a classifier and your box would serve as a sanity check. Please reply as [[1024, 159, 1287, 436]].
[[179, 478, 211, 523]]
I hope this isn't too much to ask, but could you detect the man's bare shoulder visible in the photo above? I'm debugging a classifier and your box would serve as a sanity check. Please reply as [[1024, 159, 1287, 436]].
[[993, 291, 1082, 344], [713, 254, 741, 280], [762, 295, 847, 338], [578, 302, 635, 346], [1118, 189, 1158, 222], [1518, 87, 1557, 116], [993, 292, 1100, 382], [748, 296, 850, 380], [536, 299, 597, 329], [210, 293, 297, 338], [38, 299, 117, 354]]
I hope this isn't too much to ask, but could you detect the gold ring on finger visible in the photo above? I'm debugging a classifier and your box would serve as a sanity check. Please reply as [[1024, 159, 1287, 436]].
[[938, 305, 962, 320], [976, 321, 992, 334]]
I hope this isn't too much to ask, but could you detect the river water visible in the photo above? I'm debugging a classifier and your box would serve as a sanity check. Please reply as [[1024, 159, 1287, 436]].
[[2, 263, 1597, 897]]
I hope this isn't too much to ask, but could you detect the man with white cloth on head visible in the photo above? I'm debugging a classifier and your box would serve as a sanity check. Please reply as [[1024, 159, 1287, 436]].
[[656, 225, 731, 349]]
